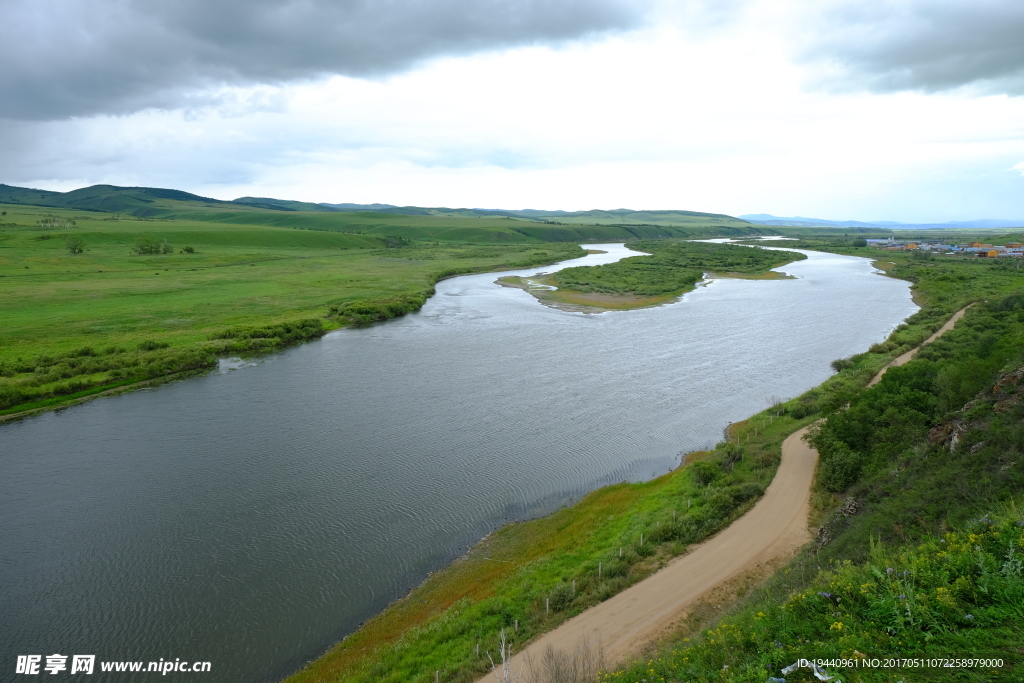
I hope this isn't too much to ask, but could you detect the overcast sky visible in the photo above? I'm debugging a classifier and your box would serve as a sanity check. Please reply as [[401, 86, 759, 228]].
[[2, 0, 1023, 221]]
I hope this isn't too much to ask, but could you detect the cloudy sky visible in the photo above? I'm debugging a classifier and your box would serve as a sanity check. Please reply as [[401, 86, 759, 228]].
[[2, 0, 1023, 221]]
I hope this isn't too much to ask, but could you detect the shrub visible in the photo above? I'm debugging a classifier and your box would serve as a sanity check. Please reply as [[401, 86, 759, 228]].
[[132, 238, 162, 255], [830, 357, 853, 372], [329, 293, 431, 324]]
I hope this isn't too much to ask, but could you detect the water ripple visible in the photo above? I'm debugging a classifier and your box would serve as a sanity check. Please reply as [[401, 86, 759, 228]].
[[0, 245, 917, 683]]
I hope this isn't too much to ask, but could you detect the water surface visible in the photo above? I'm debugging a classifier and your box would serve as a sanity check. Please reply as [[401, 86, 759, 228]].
[[0, 244, 917, 682]]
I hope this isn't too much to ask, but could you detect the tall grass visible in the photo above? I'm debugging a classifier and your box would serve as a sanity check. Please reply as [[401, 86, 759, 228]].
[[607, 509, 1024, 682]]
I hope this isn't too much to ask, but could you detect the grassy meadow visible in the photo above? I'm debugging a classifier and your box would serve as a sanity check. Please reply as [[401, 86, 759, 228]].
[[0, 201, 587, 415]]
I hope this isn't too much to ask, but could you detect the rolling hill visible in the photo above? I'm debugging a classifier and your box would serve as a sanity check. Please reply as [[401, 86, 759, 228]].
[[0, 183, 767, 242]]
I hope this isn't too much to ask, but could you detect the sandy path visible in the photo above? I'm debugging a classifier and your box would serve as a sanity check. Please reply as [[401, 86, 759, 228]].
[[479, 304, 974, 682], [478, 426, 818, 681], [868, 304, 972, 387]]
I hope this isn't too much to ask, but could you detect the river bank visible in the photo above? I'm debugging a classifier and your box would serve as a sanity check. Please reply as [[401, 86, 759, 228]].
[[0, 234, 586, 419], [1, 242, 920, 683], [283, 239, 1024, 683], [283, 249, 927, 683]]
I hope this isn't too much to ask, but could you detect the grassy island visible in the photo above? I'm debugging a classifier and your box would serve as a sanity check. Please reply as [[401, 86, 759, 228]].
[[501, 239, 805, 312]]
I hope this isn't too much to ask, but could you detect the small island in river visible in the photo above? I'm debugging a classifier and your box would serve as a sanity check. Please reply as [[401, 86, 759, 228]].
[[498, 238, 805, 312]]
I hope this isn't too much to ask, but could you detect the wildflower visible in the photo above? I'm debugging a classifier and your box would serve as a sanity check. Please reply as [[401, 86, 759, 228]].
[[830, 621, 844, 631], [965, 614, 975, 620], [887, 567, 894, 575]]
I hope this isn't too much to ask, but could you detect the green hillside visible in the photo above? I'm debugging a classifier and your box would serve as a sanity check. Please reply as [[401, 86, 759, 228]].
[[0, 184, 759, 240], [318, 203, 751, 227], [234, 196, 344, 212], [0, 183, 230, 214]]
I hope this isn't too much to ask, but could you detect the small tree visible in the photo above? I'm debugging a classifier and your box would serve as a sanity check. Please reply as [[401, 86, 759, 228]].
[[486, 629, 524, 683], [66, 236, 85, 255]]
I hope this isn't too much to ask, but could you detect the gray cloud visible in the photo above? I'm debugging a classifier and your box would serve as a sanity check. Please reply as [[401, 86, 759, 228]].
[[1, 0, 643, 120], [804, 0, 1024, 95]]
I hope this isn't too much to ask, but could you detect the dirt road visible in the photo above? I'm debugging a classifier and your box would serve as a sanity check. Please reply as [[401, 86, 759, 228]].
[[868, 304, 972, 387], [478, 425, 818, 681]]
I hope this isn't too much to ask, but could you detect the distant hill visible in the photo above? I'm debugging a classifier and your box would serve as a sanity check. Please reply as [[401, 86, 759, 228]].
[[0, 182, 770, 242], [0, 183, 229, 214], [0, 183, 752, 228], [740, 213, 1024, 230], [234, 197, 343, 212], [319, 203, 751, 227]]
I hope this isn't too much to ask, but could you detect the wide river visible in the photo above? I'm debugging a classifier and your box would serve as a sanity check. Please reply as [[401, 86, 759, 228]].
[[1, 243, 916, 682]]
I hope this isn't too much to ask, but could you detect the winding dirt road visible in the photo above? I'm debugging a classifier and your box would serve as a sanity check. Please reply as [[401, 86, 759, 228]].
[[479, 304, 973, 681], [477, 426, 818, 681], [868, 304, 972, 386]]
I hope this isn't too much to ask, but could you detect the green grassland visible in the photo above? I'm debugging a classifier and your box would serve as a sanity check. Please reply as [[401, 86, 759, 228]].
[[0, 201, 590, 415]]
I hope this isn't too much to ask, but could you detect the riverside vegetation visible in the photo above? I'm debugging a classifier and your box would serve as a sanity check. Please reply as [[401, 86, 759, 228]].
[[604, 242, 1024, 682], [285, 238, 1024, 683]]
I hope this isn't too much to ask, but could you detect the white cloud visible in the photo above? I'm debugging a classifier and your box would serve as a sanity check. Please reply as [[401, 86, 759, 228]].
[[3, 1, 1024, 222]]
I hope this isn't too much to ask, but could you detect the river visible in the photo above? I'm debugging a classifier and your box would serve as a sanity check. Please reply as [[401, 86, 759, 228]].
[[0, 243, 917, 682]]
